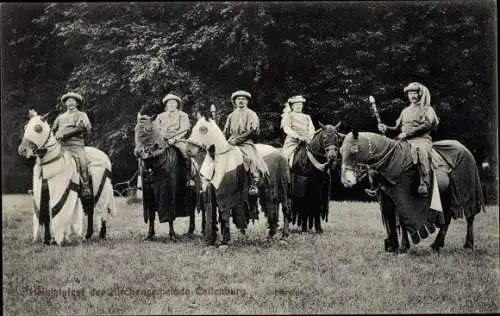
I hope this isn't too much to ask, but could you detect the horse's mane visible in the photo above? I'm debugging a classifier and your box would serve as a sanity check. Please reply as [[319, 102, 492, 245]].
[[308, 128, 326, 155]]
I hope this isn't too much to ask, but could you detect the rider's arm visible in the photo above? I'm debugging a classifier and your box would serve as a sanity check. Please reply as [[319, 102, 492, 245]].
[[231, 111, 260, 145], [405, 107, 439, 138], [173, 112, 191, 140], [52, 116, 60, 134], [59, 112, 92, 140], [307, 115, 316, 142], [282, 114, 300, 139], [386, 113, 402, 132], [222, 113, 232, 139]]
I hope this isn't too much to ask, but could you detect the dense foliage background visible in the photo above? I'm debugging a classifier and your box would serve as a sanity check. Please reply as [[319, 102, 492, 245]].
[[1, 2, 497, 202]]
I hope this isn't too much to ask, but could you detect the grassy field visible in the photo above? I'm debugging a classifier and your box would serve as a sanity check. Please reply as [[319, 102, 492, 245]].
[[2, 194, 499, 315]]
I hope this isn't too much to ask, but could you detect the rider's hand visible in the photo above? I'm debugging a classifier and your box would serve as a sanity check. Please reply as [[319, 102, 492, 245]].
[[55, 134, 64, 141], [396, 132, 407, 140], [167, 138, 177, 145], [228, 136, 236, 146], [378, 123, 387, 134], [133, 147, 141, 157]]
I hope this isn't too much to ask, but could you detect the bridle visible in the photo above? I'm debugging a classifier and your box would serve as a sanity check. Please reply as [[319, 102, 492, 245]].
[[26, 121, 57, 159], [341, 135, 371, 182], [307, 127, 341, 169]]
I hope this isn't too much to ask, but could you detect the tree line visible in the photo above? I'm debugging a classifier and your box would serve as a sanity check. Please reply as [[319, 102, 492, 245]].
[[1, 2, 497, 202]]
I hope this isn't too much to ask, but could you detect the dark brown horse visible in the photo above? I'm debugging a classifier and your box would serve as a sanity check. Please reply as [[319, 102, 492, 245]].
[[134, 113, 200, 241], [340, 131, 485, 253], [289, 122, 343, 233]]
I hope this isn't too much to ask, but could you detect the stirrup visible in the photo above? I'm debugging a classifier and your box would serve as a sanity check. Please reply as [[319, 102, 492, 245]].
[[417, 183, 429, 196], [364, 188, 377, 197]]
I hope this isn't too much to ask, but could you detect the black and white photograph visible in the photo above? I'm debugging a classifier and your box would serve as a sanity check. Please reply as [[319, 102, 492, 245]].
[[1, 1, 498, 314]]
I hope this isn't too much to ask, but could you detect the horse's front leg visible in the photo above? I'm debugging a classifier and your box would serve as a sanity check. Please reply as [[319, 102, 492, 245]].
[[220, 208, 231, 245], [281, 201, 290, 239], [463, 216, 475, 250], [430, 210, 452, 253], [99, 219, 107, 239], [145, 209, 155, 241], [186, 214, 195, 236], [314, 215, 323, 234], [43, 219, 52, 245], [168, 220, 177, 242], [398, 225, 410, 253], [85, 206, 94, 240]]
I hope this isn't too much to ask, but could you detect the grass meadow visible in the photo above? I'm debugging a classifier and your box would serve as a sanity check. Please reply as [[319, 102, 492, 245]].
[[2, 194, 499, 315]]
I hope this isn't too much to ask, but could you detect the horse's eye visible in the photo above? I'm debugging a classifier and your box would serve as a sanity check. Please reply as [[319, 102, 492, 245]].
[[199, 126, 208, 135], [33, 124, 43, 134]]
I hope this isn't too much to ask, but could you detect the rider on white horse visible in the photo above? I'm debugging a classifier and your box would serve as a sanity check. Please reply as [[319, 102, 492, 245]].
[[52, 92, 93, 202], [222, 90, 269, 196]]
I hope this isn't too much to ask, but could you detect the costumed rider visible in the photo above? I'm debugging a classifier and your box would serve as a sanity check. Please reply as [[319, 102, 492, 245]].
[[153, 93, 194, 187], [52, 92, 93, 202], [377, 82, 439, 197], [222, 90, 269, 196], [281, 95, 316, 167]]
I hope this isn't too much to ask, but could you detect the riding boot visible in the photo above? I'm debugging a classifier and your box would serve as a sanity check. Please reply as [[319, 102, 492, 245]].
[[81, 172, 92, 200], [249, 172, 259, 196]]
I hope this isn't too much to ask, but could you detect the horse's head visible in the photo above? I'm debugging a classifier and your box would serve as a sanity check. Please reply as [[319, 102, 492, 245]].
[[134, 112, 166, 159], [185, 116, 225, 157], [339, 130, 373, 187], [311, 121, 344, 167], [18, 109, 54, 159]]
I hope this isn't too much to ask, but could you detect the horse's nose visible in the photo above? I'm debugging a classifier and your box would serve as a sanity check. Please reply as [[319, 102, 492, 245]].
[[18, 144, 27, 157]]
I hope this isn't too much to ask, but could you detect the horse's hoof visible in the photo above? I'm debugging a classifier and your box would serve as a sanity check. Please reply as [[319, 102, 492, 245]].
[[397, 247, 408, 254], [316, 228, 324, 234], [169, 234, 178, 242], [279, 239, 288, 246], [218, 244, 229, 250], [144, 234, 155, 241], [463, 242, 474, 250]]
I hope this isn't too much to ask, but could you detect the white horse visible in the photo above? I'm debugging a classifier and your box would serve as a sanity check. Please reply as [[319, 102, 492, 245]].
[[185, 116, 291, 246], [18, 110, 117, 245]]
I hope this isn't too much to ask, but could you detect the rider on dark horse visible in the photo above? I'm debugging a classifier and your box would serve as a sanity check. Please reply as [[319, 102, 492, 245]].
[[222, 90, 269, 196], [367, 82, 439, 197], [153, 93, 193, 187], [52, 92, 93, 204], [281, 95, 316, 167]]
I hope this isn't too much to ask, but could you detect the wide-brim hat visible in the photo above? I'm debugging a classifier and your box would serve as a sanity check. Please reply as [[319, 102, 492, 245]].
[[61, 92, 84, 105], [162, 94, 182, 105], [231, 90, 251, 103], [289, 95, 306, 104], [403, 82, 421, 94]]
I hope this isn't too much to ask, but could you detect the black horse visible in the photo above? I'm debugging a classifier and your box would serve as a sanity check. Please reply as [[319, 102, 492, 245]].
[[289, 122, 343, 233], [134, 107, 200, 241]]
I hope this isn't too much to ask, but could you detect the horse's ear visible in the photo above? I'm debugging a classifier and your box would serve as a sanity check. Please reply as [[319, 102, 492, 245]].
[[29, 109, 38, 118], [137, 112, 141, 120], [333, 121, 341, 129], [352, 129, 359, 139], [338, 132, 346, 142], [318, 121, 325, 128]]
